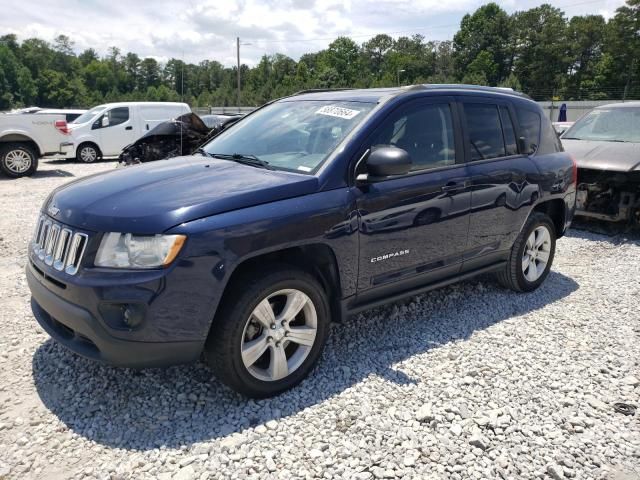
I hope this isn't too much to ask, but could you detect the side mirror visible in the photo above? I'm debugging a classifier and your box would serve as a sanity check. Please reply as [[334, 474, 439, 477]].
[[358, 146, 412, 183], [101, 116, 110, 128]]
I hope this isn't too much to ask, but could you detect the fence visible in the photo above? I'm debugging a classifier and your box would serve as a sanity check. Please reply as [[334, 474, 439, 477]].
[[537, 100, 637, 122], [192, 106, 256, 116]]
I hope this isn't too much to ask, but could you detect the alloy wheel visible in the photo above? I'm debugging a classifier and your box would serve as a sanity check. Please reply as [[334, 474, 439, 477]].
[[522, 225, 551, 282], [240, 289, 317, 382], [4, 149, 32, 173]]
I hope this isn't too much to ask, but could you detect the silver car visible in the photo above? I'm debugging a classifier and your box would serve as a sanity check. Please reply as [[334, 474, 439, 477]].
[[561, 102, 640, 223]]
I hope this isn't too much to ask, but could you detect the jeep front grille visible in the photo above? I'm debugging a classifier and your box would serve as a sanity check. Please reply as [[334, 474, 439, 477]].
[[33, 216, 88, 275]]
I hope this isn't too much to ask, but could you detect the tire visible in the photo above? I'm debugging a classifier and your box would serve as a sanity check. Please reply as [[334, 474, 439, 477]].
[[496, 212, 556, 292], [205, 264, 330, 398], [0, 143, 38, 178], [76, 143, 100, 163]]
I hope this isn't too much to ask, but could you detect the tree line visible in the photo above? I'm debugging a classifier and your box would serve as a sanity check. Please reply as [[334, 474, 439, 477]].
[[1, 0, 639, 110]]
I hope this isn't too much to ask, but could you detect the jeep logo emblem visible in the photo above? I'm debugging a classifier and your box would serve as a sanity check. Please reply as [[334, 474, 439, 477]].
[[47, 204, 60, 217]]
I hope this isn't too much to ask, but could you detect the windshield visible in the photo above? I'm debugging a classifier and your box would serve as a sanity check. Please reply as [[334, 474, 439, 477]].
[[563, 107, 640, 142], [71, 106, 107, 124], [202, 100, 375, 173]]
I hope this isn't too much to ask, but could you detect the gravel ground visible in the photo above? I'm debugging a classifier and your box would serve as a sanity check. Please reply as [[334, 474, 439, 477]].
[[0, 159, 639, 480]]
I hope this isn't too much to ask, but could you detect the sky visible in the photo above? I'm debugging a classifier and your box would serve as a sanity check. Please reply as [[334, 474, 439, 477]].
[[0, 0, 628, 67]]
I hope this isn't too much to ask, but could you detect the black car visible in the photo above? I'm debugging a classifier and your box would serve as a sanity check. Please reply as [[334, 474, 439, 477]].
[[27, 85, 576, 397], [118, 113, 243, 165]]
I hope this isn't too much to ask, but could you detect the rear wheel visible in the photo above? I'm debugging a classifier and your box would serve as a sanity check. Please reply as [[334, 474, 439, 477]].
[[0, 143, 38, 178], [76, 143, 100, 163], [205, 265, 330, 398], [497, 212, 556, 292]]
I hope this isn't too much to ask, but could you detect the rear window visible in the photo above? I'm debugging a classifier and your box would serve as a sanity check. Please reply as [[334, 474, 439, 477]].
[[499, 106, 518, 156], [464, 103, 507, 161]]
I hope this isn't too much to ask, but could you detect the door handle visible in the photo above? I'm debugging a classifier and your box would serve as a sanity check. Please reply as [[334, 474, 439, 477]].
[[146, 124, 149, 130], [125, 126, 133, 130], [441, 181, 467, 193]]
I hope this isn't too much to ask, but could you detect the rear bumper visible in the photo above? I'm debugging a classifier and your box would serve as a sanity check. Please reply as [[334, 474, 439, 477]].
[[27, 264, 202, 368], [563, 191, 576, 234], [59, 141, 74, 155]]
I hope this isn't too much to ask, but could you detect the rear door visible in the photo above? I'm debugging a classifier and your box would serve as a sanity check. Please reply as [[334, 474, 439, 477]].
[[459, 97, 541, 270], [355, 97, 472, 299]]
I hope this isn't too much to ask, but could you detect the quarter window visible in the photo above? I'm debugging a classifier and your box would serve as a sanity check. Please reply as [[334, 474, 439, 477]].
[[107, 107, 129, 127], [370, 103, 456, 172], [463, 103, 506, 161], [516, 108, 541, 154]]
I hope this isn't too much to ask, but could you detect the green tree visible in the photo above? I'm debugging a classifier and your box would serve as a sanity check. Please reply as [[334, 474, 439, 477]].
[[453, 3, 512, 85], [566, 15, 606, 98], [512, 4, 569, 100]]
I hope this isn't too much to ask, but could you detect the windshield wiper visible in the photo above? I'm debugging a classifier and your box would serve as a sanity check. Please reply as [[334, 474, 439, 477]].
[[195, 147, 212, 157], [209, 153, 274, 170]]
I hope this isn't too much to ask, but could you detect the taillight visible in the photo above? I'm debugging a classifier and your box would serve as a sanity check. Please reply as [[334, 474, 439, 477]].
[[54, 120, 70, 135]]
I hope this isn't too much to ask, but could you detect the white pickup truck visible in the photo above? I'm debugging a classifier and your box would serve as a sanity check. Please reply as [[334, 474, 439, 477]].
[[0, 113, 72, 178]]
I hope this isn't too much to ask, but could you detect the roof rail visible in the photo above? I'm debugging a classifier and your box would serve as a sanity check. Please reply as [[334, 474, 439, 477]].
[[408, 84, 530, 99], [293, 88, 356, 95]]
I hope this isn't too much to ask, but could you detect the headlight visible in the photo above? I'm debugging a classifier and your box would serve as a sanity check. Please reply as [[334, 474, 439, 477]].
[[95, 233, 186, 269]]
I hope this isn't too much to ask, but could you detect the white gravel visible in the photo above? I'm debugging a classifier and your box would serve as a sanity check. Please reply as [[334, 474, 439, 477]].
[[0, 159, 639, 480]]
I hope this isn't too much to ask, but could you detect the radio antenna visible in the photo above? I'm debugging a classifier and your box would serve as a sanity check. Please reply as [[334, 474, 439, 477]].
[[180, 49, 185, 156]]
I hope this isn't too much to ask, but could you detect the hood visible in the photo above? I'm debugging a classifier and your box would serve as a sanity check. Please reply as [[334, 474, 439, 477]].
[[562, 139, 640, 172], [45, 156, 319, 233]]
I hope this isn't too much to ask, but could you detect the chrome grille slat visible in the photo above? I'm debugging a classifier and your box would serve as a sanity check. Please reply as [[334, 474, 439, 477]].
[[65, 233, 88, 276], [31, 215, 88, 276], [44, 224, 60, 265], [53, 228, 72, 271]]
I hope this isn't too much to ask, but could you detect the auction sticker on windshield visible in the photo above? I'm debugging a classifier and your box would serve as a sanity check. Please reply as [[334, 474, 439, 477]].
[[316, 105, 361, 119]]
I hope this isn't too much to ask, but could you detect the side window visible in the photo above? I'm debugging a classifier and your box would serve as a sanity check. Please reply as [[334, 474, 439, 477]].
[[370, 103, 456, 172], [516, 108, 541, 154], [463, 103, 506, 161], [499, 106, 518, 156], [107, 107, 130, 127], [539, 118, 564, 154]]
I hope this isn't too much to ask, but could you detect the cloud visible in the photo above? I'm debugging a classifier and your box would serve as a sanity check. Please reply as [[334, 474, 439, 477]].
[[0, 0, 628, 66]]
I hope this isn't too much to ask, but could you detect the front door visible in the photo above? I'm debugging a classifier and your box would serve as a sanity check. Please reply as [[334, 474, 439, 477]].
[[355, 97, 471, 299], [96, 107, 137, 156]]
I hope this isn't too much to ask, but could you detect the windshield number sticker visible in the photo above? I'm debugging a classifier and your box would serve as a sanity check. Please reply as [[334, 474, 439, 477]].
[[316, 105, 361, 120]]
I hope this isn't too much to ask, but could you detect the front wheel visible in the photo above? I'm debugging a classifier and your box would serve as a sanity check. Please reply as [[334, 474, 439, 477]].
[[205, 265, 330, 398], [76, 143, 100, 163], [497, 212, 556, 292]]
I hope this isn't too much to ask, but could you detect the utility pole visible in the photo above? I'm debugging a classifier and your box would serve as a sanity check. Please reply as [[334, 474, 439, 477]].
[[236, 37, 241, 112]]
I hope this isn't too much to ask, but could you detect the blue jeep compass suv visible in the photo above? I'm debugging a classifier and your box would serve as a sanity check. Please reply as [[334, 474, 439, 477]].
[[27, 85, 576, 397]]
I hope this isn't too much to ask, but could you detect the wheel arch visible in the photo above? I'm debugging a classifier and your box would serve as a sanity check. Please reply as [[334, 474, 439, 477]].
[[77, 141, 102, 156], [218, 243, 343, 326], [533, 199, 565, 237], [0, 133, 42, 157]]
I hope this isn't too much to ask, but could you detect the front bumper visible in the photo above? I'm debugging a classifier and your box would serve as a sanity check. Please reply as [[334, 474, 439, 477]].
[[27, 263, 203, 368]]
